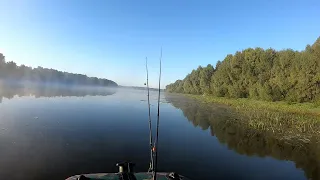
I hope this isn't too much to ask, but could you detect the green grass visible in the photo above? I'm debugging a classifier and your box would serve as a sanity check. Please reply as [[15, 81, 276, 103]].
[[185, 94, 320, 116], [183, 94, 320, 137]]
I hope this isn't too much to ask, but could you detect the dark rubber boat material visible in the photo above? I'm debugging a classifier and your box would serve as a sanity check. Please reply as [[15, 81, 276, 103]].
[[66, 172, 189, 180]]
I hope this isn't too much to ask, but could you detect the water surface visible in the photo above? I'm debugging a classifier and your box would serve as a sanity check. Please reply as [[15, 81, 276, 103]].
[[0, 86, 318, 180]]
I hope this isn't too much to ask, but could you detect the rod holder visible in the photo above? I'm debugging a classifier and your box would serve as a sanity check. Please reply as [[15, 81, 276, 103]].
[[116, 162, 135, 173]]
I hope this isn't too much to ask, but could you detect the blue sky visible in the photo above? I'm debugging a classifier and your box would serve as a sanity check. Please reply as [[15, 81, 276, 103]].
[[0, 0, 319, 88]]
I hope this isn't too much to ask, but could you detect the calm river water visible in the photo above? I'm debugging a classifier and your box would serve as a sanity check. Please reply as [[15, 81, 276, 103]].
[[0, 86, 318, 180]]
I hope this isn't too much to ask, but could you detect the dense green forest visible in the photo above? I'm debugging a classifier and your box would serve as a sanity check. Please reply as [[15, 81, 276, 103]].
[[166, 37, 320, 103], [0, 53, 118, 87]]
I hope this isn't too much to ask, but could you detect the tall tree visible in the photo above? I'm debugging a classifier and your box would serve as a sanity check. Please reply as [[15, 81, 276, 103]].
[[200, 64, 215, 94]]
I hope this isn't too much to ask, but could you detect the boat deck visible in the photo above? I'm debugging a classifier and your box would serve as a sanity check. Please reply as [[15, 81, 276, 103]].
[[66, 172, 189, 180]]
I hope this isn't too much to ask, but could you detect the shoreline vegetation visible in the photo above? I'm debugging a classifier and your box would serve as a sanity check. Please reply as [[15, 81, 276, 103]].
[[180, 93, 320, 138], [186, 94, 320, 116], [0, 53, 118, 87], [166, 36, 320, 103], [165, 94, 320, 180], [166, 36, 320, 137]]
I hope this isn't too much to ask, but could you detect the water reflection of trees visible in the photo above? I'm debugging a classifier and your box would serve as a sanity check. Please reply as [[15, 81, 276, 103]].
[[166, 94, 320, 180], [0, 84, 117, 102]]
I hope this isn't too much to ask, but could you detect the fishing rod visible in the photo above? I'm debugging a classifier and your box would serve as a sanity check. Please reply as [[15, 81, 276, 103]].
[[153, 48, 162, 180], [145, 57, 154, 173]]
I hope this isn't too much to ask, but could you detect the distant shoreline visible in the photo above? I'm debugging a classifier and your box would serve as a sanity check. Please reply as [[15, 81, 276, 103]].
[[118, 85, 165, 92], [0, 53, 118, 87]]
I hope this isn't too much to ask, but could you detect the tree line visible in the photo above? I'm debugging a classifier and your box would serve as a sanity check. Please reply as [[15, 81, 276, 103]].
[[0, 53, 118, 87], [166, 37, 320, 103]]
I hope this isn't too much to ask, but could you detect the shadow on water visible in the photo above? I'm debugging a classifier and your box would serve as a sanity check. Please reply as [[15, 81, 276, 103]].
[[165, 94, 320, 180], [0, 83, 117, 102]]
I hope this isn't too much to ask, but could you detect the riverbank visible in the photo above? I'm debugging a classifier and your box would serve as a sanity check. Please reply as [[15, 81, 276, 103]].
[[166, 93, 320, 180], [179, 94, 320, 136], [185, 94, 320, 116]]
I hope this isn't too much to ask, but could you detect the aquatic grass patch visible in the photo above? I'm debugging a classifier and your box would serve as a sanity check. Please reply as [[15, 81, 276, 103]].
[[211, 117, 320, 180], [166, 93, 320, 180], [182, 94, 320, 137], [185, 94, 320, 116]]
